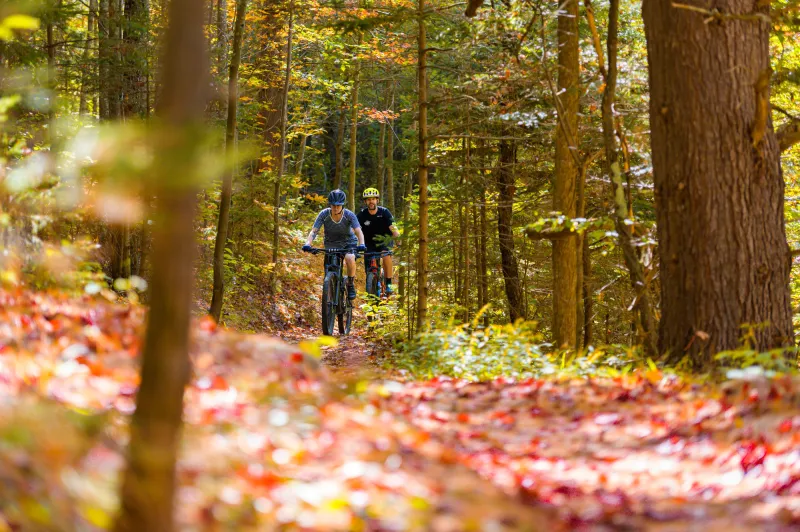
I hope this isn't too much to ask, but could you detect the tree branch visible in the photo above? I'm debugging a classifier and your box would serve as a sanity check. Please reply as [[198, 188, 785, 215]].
[[777, 119, 800, 152]]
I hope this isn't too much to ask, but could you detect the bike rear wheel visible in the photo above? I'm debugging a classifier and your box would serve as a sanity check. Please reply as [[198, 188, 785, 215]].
[[321, 272, 337, 335], [366, 271, 380, 299]]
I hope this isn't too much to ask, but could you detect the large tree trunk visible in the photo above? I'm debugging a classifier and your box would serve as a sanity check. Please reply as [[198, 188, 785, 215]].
[[112, 0, 207, 529], [642, 0, 792, 365], [552, 0, 579, 348], [497, 139, 525, 322], [416, 0, 429, 331], [209, 0, 248, 322]]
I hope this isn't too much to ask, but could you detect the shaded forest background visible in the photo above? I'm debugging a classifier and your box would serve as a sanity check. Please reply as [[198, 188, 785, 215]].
[[3, 0, 800, 364]]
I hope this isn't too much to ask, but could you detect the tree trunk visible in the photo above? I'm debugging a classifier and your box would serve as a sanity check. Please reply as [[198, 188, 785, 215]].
[[270, 3, 293, 289], [386, 85, 395, 213], [478, 143, 489, 327], [122, 0, 149, 119], [334, 104, 345, 189], [497, 139, 525, 322], [416, 0, 429, 331], [552, 0, 579, 349], [216, 0, 228, 77], [79, 1, 96, 116], [461, 136, 471, 321], [296, 133, 308, 176], [347, 39, 361, 212], [209, 0, 248, 322], [377, 119, 386, 198], [399, 174, 412, 303], [642, 0, 793, 366], [112, 0, 207, 529]]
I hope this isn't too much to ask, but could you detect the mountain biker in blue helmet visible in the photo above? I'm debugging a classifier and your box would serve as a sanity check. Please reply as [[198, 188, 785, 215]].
[[302, 189, 366, 300]]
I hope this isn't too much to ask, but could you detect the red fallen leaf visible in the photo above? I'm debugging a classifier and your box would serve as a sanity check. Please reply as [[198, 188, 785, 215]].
[[290, 352, 304, 363], [778, 418, 794, 433], [457, 413, 470, 423], [210, 375, 228, 390], [738, 441, 767, 473]]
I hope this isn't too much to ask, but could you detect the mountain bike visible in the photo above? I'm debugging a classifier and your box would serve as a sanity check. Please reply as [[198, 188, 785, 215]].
[[364, 250, 393, 300], [307, 247, 357, 336]]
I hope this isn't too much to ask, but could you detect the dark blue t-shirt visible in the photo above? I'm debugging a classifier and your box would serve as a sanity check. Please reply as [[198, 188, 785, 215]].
[[357, 206, 395, 250]]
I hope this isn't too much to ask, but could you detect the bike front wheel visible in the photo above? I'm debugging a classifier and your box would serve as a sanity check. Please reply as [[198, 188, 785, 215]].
[[321, 272, 337, 335], [338, 286, 353, 335]]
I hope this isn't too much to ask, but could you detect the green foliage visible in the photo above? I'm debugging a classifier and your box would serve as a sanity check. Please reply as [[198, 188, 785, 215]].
[[388, 312, 652, 381]]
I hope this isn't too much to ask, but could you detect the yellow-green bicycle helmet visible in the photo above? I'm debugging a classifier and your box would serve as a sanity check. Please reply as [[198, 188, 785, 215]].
[[362, 187, 380, 199]]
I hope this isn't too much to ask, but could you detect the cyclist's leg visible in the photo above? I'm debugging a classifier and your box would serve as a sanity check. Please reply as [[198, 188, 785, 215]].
[[344, 252, 357, 299]]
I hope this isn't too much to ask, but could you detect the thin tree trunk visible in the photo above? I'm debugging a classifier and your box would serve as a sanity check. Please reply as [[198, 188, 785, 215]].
[[643, 0, 792, 365], [216, 0, 228, 77], [209, 0, 248, 322], [478, 144, 489, 327], [270, 3, 293, 287], [416, 0, 429, 331], [296, 133, 308, 176], [600, 0, 657, 356], [497, 139, 525, 322], [334, 104, 345, 189], [460, 136, 471, 321], [112, 0, 207, 528], [347, 37, 361, 211], [79, 1, 97, 116], [552, 0, 579, 349], [377, 119, 386, 197], [399, 174, 412, 303], [386, 84, 395, 213]]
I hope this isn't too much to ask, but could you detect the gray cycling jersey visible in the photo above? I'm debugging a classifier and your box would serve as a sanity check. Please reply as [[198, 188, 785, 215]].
[[312, 208, 360, 248]]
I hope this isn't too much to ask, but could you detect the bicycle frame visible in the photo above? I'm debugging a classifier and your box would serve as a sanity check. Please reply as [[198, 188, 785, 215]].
[[364, 250, 393, 298]]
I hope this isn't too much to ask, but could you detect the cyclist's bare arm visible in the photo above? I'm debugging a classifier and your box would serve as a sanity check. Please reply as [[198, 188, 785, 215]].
[[354, 227, 366, 246], [305, 228, 318, 247]]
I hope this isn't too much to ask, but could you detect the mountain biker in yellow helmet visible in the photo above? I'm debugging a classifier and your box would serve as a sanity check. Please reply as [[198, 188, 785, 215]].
[[357, 187, 401, 295]]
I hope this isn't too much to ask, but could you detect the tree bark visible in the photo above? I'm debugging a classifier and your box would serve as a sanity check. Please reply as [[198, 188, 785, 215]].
[[377, 118, 386, 198], [460, 136, 471, 321], [122, 0, 149, 119], [642, 0, 792, 365], [416, 0, 429, 331], [270, 2, 293, 289], [112, 0, 207, 529], [552, 0, 579, 348], [334, 104, 345, 189], [497, 139, 525, 322], [79, 0, 97, 116], [386, 84, 395, 213], [347, 37, 361, 211], [209, 0, 248, 322], [399, 173, 413, 304], [478, 140, 489, 327]]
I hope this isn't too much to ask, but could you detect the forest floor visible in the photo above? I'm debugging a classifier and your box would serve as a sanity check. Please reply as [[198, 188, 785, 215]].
[[1, 288, 799, 530]]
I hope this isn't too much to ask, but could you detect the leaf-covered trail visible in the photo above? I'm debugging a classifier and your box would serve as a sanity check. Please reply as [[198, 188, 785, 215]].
[[285, 326, 800, 530], [1, 289, 799, 530]]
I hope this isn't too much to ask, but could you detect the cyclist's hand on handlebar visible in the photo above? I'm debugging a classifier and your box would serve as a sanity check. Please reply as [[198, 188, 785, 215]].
[[302, 244, 312, 253], [356, 244, 367, 253]]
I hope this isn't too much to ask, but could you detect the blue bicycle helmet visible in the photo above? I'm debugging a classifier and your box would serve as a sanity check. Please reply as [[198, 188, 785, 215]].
[[328, 189, 346, 206]]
